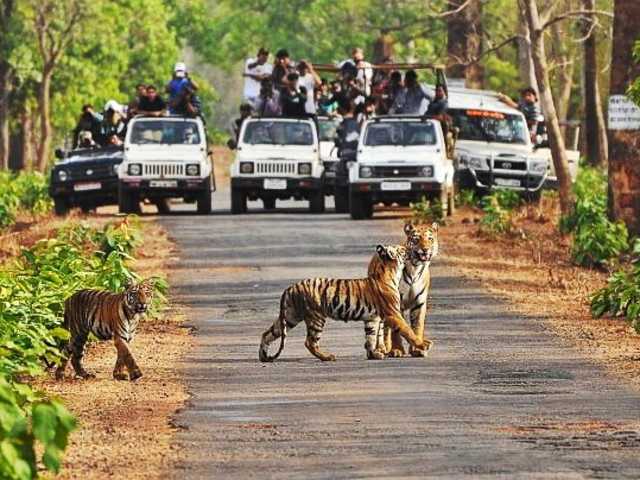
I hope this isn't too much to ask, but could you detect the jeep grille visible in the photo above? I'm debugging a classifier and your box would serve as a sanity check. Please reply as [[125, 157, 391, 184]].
[[143, 163, 185, 177], [255, 161, 296, 176]]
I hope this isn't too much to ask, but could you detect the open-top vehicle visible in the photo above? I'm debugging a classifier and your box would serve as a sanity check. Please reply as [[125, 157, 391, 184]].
[[348, 116, 455, 220], [229, 117, 325, 214], [118, 116, 214, 214], [49, 145, 123, 215]]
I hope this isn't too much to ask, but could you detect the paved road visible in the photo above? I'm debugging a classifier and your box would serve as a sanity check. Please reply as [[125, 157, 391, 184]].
[[162, 191, 640, 479]]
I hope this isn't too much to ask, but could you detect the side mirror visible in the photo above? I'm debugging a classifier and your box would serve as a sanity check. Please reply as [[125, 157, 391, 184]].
[[226, 139, 237, 150], [54, 148, 65, 160]]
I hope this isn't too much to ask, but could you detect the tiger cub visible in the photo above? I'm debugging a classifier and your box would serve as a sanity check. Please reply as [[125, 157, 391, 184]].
[[259, 244, 431, 362], [55, 279, 154, 381], [384, 222, 438, 357]]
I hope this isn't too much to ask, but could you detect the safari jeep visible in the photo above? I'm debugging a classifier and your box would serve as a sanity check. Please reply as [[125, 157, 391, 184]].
[[118, 116, 214, 214], [348, 116, 455, 220], [439, 86, 579, 195], [229, 117, 324, 214]]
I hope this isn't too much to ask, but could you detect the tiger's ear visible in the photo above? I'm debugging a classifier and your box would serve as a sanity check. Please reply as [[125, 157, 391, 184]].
[[140, 278, 155, 293], [376, 244, 389, 260], [124, 277, 135, 290], [404, 222, 416, 237], [431, 222, 439, 233]]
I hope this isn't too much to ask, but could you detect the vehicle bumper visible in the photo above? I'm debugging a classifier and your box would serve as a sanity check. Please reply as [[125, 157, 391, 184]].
[[350, 181, 443, 204], [460, 168, 547, 192], [231, 177, 323, 197], [49, 178, 119, 206], [119, 178, 210, 197]]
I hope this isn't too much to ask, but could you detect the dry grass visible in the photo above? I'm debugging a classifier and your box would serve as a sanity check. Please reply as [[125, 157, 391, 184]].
[[437, 197, 640, 389]]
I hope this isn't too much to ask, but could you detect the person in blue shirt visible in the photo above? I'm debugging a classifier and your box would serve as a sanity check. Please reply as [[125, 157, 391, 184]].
[[166, 62, 200, 115]]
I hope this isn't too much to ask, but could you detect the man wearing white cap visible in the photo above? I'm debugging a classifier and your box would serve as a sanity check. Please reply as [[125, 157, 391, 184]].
[[166, 62, 199, 114]]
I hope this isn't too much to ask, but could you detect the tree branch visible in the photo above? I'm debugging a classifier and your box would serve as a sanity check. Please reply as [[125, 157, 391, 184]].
[[541, 9, 613, 31]]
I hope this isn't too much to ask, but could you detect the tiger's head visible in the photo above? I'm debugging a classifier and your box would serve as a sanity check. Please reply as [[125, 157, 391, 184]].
[[404, 222, 439, 266], [124, 278, 155, 314], [368, 244, 407, 282]]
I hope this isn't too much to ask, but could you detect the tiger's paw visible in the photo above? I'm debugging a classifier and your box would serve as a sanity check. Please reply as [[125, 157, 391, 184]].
[[366, 349, 385, 360], [76, 371, 96, 380], [113, 371, 128, 381], [320, 353, 336, 362], [129, 369, 143, 382], [388, 348, 405, 358], [409, 347, 428, 358]]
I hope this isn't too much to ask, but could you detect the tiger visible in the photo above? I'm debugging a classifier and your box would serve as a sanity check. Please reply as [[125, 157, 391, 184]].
[[259, 244, 432, 362], [384, 222, 439, 358], [55, 278, 155, 381]]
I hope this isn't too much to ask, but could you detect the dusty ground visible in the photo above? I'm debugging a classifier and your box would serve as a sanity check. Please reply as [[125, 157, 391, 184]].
[[440, 197, 640, 389], [15, 217, 192, 479]]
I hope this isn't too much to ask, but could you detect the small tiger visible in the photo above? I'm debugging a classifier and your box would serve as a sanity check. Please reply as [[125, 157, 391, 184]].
[[384, 222, 439, 357], [259, 244, 431, 362], [55, 279, 155, 381]]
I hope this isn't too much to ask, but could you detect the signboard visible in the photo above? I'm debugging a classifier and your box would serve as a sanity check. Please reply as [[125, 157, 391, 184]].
[[608, 95, 640, 130]]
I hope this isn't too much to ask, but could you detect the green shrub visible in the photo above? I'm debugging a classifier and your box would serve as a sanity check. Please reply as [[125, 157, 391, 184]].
[[591, 243, 640, 332], [0, 171, 52, 229], [455, 188, 478, 207], [478, 189, 520, 235], [560, 168, 629, 267], [410, 196, 443, 224], [0, 217, 165, 479]]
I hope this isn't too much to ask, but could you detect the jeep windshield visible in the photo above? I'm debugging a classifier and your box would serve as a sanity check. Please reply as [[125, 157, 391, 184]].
[[130, 120, 201, 145], [363, 121, 437, 147], [242, 121, 314, 146], [449, 108, 528, 145], [318, 118, 340, 142]]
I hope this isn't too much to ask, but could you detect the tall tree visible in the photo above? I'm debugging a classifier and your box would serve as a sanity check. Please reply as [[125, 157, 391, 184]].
[[28, 0, 87, 171], [608, 0, 640, 234], [581, 0, 608, 166], [520, 0, 574, 215], [0, 0, 16, 170], [446, 0, 484, 87]]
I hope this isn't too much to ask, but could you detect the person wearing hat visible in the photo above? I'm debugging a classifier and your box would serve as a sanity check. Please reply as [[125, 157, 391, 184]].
[[243, 47, 273, 107], [101, 100, 126, 145], [166, 62, 199, 114]]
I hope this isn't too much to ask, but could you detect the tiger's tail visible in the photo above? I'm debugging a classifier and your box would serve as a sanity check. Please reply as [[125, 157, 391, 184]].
[[258, 290, 289, 362]]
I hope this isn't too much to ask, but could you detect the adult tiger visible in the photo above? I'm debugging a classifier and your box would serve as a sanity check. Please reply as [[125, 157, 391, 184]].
[[55, 278, 155, 381], [259, 244, 431, 362], [384, 222, 439, 357]]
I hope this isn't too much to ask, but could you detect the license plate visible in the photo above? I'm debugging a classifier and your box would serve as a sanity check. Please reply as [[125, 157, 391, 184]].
[[264, 178, 287, 190], [73, 182, 101, 192], [381, 181, 411, 191], [150, 180, 177, 188], [494, 178, 521, 187]]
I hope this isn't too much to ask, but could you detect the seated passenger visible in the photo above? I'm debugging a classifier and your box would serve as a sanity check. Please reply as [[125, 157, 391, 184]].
[[137, 85, 167, 116], [183, 127, 198, 144], [389, 70, 430, 115], [127, 83, 147, 118], [101, 100, 126, 145], [254, 79, 281, 117], [73, 104, 103, 148], [425, 85, 448, 116], [172, 85, 202, 118], [229, 103, 254, 142], [78, 131, 99, 149]]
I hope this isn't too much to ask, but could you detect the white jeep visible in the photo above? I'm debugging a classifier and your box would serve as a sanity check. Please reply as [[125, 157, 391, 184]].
[[230, 117, 325, 213], [118, 116, 214, 214], [348, 116, 455, 220], [439, 87, 579, 195]]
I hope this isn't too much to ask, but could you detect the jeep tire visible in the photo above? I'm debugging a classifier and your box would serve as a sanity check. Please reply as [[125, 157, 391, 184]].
[[118, 186, 140, 214], [53, 196, 69, 216], [309, 189, 325, 214], [197, 177, 213, 214], [263, 197, 276, 210], [231, 187, 247, 214], [334, 186, 349, 213], [349, 191, 373, 220], [155, 199, 171, 214]]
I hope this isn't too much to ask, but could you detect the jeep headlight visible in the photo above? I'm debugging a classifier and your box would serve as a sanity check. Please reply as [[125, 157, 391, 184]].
[[468, 157, 488, 170], [239, 162, 254, 174], [359, 166, 373, 178], [186, 164, 200, 176], [298, 162, 312, 175], [58, 170, 68, 182], [420, 166, 434, 177], [128, 163, 142, 176], [530, 160, 548, 174]]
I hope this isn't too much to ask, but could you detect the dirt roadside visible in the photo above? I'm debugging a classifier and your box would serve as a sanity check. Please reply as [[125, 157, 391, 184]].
[[438, 201, 640, 390], [24, 218, 192, 479]]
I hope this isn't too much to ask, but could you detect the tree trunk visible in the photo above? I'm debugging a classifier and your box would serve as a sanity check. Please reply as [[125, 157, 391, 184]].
[[21, 108, 34, 171], [517, 20, 539, 92], [372, 32, 394, 64], [446, 0, 484, 88], [550, 21, 574, 139], [36, 69, 52, 172], [0, 64, 11, 170], [581, 0, 608, 166], [521, 0, 574, 215], [608, 0, 640, 234]]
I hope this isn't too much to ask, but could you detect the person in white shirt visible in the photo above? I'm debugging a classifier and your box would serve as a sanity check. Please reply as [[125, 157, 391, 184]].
[[339, 47, 373, 96], [296, 60, 321, 115], [243, 48, 273, 106]]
